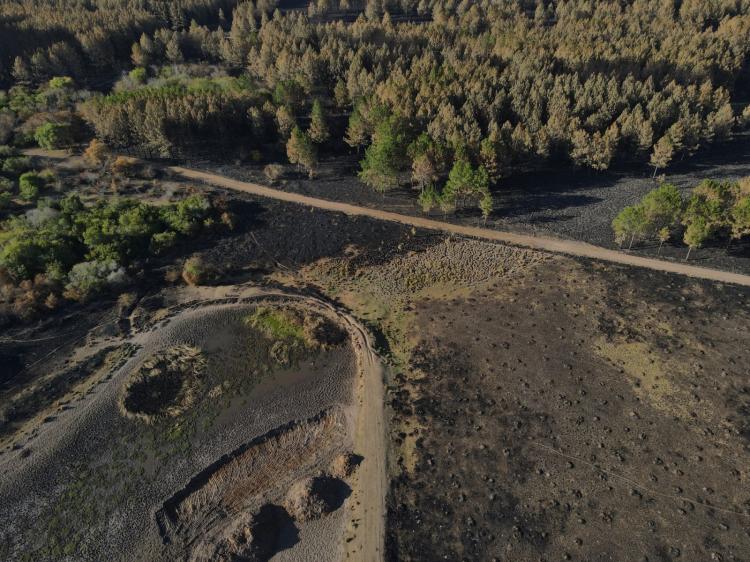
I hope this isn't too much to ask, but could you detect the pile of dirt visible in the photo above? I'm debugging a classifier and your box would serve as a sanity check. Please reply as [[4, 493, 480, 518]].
[[283, 475, 350, 523], [204, 505, 296, 562], [119, 344, 205, 423], [158, 408, 348, 551], [329, 452, 361, 479]]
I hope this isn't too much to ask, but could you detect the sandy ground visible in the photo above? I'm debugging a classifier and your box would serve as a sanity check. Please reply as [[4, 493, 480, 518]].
[[0, 284, 387, 562]]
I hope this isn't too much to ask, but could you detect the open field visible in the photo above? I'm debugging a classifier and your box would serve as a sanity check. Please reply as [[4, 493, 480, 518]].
[[2, 165, 749, 561], [298, 238, 750, 561]]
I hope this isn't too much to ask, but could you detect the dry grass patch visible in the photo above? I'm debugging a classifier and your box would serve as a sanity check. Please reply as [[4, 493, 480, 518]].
[[244, 305, 346, 366]]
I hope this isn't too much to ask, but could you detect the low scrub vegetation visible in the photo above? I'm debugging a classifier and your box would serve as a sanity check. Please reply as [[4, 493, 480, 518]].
[[244, 306, 346, 366], [0, 192, 220, 322]]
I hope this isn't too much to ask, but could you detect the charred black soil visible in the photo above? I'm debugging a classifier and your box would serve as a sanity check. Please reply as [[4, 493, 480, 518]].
[[385, 257, 750, 562]]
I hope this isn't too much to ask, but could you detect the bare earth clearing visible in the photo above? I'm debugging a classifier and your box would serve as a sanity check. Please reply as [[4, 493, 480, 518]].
[[0, 285, 386, 562]]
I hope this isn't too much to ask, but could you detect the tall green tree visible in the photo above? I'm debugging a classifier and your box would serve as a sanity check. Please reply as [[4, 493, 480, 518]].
[[640, 183, 683, 240], [612, 205, 648, 249], [358, 115, 407, 192]]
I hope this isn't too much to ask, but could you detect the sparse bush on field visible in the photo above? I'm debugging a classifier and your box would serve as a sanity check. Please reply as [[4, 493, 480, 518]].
[[34, 121, 73, 149], [63, 259, 129, 301], [110, 156, 139, 177], [0, 192, 12, 209], [83, 139, 110, 168], [181, 255, 218, 285], [244, 306, 346, 366], [0, 177, 14, 193], [263, 163, 284, 184], [18, 172, 44, 201], [2, 156, 31, 176]]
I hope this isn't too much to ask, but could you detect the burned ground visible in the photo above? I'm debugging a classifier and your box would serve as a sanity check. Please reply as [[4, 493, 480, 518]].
[[196, 132, 750, 275], [385, 257, 750, 562]]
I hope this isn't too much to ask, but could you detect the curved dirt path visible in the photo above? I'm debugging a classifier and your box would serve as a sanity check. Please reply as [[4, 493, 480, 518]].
[[24, 148, 750, 287], [171, 167, 750, 287]]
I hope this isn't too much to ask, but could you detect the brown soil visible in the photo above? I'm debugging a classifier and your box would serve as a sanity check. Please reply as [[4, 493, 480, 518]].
[[158, 407, 350, 559], [284, 475, 351, 523]]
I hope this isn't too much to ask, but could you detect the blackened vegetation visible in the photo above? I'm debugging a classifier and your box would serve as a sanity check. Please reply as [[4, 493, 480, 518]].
[[387, 259, 750, 561], [203, 194, 423, 275], [387, 341, 562, 560]]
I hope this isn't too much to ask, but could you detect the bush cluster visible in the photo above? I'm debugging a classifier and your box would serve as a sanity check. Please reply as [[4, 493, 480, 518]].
[[612, 180, 750, 258], [0, 193, 217, 321]]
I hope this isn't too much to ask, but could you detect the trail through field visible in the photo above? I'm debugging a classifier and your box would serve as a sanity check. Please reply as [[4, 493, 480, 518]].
[[25, 148, 750, 287], [170, 166, 750, 287]]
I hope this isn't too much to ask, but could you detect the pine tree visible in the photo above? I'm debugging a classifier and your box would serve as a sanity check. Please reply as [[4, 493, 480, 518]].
[[345, 106, 369, 152], [308, 99, 330, 144], [276, 106, 296, 139], [334, 80, 349, 109], [165, 36, 183, 64], [650, 135, 674, 177], [287, 126, 318, 177]]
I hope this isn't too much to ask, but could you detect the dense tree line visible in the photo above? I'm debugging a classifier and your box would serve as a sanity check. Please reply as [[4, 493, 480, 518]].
[[243, 1, 750, 177], [80, 78, 270, 156], [0, 0, 241, 86], [612, 179, 750, 259], [104, 0, 750, 203], [8, 0, 750, 207]]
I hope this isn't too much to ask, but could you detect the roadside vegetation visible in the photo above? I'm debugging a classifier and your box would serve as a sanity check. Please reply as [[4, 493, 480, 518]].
[[0, 145, 228, 323], [612, 179, 750, 259]]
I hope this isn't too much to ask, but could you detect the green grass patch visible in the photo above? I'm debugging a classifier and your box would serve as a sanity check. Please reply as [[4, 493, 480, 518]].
[[244, 307, 307, 344]]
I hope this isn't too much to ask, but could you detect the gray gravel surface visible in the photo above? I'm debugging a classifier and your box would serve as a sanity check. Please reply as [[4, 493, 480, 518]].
[[0, 299, 357, 561]]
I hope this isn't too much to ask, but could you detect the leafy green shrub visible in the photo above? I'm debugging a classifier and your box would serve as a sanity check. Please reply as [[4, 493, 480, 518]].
[[418, 184, 440, 213], [0, 192, 12, 209], [64, 260, 128, 301], [19, 172, 44, 201], [162, 194, 211, 235], [181, 255, 217, 285], [47, 76, 74, 90], [2, 156, 31, 175], [34, 122, 73, 149], [0, 177, 14, 193], [0, 145, 16, 158], [150, 230, 178, 254], [128, 67, 148, 85]]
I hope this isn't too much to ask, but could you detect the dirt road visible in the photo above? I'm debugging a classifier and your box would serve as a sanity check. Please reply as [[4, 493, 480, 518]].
[[24, 148, 750, 287], [171, 167, 750, 287]]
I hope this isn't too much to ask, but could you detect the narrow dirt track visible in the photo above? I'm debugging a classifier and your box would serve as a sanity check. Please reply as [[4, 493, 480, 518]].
[[170, 166, 750, 287], [24, 148, 750, 287]]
